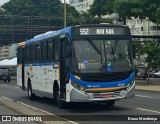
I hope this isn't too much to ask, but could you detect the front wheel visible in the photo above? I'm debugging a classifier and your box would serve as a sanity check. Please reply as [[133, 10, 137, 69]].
[[105, 100, 115, 106], [55, 87, 66, 108], [28, 83, 35, 100]]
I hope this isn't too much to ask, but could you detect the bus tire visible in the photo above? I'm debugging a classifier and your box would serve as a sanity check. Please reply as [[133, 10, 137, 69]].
[[105, 100, 115, 106], [54, 86, 66, 109], [28, 82, 35, 100]]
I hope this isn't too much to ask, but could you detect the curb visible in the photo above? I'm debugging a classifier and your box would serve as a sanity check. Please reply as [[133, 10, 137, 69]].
[[135, 88, 160, 93], [0, 96, 76, 124]]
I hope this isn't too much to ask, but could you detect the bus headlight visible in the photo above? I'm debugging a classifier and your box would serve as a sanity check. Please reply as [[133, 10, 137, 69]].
[[71, 81, 85, 93], [127, 80, 135, 90]]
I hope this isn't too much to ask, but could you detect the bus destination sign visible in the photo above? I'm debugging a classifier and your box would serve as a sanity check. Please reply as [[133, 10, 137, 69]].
[[73, 27, 130, 36]]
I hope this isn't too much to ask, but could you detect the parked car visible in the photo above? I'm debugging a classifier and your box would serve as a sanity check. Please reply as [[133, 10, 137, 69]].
[[152, 71, 160, 78], [149, 70, 158, 77], [0, 67, 11, 82]]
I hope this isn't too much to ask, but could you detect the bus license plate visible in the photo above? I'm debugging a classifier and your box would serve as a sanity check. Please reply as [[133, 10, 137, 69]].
[[101, 93, 113, 98]]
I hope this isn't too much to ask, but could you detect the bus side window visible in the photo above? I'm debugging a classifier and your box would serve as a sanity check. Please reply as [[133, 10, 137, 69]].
[[36, 43, 41, 62], [25, 45, 31, 63], [41, 41, 48, 61], [31, 44, 36, 63], [48, 39, 53, 60], [54, 38, 59, 61]]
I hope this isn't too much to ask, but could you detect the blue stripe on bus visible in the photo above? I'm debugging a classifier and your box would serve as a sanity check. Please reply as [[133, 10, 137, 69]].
[[70, 72, 135, 88]]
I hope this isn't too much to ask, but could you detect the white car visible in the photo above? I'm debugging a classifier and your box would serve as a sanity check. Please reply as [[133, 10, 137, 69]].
[[152, 71, 160, 78]]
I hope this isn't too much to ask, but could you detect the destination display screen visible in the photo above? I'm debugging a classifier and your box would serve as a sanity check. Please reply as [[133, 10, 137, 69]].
[[73, 26, 130, 36]]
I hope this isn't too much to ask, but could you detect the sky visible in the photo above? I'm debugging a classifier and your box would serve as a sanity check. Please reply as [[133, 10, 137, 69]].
[[0, 0, 9, 5]]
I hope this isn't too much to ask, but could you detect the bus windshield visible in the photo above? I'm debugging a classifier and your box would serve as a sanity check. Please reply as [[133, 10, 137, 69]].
[[72, 39, 132, 73]]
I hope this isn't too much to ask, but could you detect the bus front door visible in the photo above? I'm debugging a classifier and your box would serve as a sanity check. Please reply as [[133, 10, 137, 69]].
[[60, 35, 70, 100]]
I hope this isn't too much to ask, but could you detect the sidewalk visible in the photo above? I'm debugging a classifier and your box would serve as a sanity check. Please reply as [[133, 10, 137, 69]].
[[0, 104, 37, 124], [0, 96, 72, 124], [135, 78, 160, 92]]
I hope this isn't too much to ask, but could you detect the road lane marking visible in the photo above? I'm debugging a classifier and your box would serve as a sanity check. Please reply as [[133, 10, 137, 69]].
[[136, 108, 160, 114], [136, 95, 152, 98]]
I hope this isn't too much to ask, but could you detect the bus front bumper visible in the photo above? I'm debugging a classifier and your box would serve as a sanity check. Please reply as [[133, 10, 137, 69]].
[[70, 83, 135, 102]]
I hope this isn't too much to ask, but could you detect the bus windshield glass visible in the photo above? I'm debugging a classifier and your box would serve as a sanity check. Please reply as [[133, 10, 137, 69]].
[[72, 39, 132, 73]]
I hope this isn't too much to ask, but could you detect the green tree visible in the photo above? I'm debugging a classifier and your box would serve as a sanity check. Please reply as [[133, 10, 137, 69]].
[[114, 0, 132, 24], [134, 41, 160, 72], [64, 4, 81, 26], [89, 0, 115, 17], [2, 0, 62, 16], [79, 12, 113, 24], [155, 7, 160, 24], [1, 0, 80, 26]]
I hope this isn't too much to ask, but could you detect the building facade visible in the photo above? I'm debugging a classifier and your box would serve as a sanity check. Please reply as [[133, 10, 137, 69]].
[[9, 43, 18, 59], [126, 18, 160, 36], [0, 45, 9, 60], [69, 0, 94, 12], [0, 43, 18, 60]]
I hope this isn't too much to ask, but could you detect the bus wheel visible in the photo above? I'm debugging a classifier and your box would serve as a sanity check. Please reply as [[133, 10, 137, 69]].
[[28, 83, 35, 100], [105, 100, 115, 106], [55, 87, 66, 109]]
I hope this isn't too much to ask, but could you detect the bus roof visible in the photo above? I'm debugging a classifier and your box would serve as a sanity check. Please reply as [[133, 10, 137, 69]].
[[18, 26, 72, 46], [18, 24, 130, 46]]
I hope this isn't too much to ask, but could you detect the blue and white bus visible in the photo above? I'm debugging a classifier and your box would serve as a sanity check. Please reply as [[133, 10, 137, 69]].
[[17, 24, 135, 108]]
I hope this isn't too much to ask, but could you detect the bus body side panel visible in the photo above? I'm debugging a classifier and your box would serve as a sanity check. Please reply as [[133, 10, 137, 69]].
[[25, 63, 60, 98], [17, 65, 22, 87]]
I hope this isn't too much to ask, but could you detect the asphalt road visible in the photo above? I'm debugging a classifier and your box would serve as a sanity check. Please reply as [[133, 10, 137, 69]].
[[0, 81, 160, 124]]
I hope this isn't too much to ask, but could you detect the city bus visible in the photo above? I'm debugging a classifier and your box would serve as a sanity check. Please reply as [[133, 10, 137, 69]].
[[17, 24, 135, 108]]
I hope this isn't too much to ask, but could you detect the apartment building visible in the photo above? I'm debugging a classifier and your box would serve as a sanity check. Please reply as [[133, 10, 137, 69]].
[[9, 43, 18, 59], [69, 0, 94, 12], [0, 45, 9, 60], [0, 43, 18, 60], [126, 18, 160, 36]]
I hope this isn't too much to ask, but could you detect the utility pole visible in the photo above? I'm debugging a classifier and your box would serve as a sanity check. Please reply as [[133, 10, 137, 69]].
[[64, 0, 66, 28]]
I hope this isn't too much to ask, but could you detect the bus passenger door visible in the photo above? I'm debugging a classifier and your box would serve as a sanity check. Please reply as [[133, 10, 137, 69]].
[[17, 47, 25, 90], [59, 34, 70, 100]]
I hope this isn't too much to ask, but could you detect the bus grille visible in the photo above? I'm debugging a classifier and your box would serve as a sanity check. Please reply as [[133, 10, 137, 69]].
[[87, 90, 125, 99]]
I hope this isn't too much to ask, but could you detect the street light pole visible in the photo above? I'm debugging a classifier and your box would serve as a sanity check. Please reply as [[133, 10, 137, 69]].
[[64, 0, 66, 28]]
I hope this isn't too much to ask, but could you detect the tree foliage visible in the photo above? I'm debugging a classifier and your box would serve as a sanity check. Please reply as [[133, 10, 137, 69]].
[[1, 0, 80, 26], [79, 12, 113, 24], [133, 41, 160, 70], [89, 0, 160, 24], [89, 0, 114, 17], [114, 0, 132, 24], [155, 7, 160, 24], [115, 0, 160, 24]]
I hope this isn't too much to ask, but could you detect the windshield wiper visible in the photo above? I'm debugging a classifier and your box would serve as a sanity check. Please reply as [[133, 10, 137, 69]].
[[87, 39, 102, 55]]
